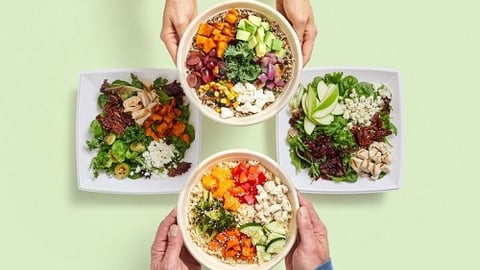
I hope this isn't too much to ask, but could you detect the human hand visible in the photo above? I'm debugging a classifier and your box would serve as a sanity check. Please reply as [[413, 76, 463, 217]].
[[285, 193, 330, 270], [160, 0, 197, 63], [150, 208, 201, 270], [276, 0, 318, 65]]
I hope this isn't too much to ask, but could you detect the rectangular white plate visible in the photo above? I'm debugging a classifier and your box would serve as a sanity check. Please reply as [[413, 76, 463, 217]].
[[276, 67, 404, 194], [76, 68, 201, 194]]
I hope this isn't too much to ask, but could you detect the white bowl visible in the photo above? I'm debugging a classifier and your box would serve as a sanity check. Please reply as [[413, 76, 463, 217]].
[[177, 149, 299, 270], [177, 0, 302, 126]]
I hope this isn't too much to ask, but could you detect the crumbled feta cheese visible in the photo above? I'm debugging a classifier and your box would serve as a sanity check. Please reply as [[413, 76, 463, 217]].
[[233, 82, 275, 114], [220, 107, 234, 118], [342, 88, 384, 127], [142, 139, 177, 169]]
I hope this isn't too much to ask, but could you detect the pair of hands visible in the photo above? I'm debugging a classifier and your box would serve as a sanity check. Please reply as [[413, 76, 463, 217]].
[[150, 193, 330, 270], [160, 0, 318, 65]]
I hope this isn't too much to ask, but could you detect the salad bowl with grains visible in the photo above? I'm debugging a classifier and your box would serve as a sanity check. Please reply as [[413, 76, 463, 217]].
[[177, 149, 299, 270], [177, 0, 302, 126], [76, 68, 201, 194], [276, 67, 404, 194]]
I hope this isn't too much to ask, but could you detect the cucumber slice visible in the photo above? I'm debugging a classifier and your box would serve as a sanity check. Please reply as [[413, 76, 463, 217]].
[[256, 245, 272, 262], [266, 232, 285, 243], [266, 237, 287, 254], [239, 222, 262, 233], [265, 221, 287, 235], [240, 222, 266, 245]]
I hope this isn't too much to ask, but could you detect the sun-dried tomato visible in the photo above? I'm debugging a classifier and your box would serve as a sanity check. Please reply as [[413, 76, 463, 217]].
[[97, 93, 135, 135], [351, 112, 392, 147]]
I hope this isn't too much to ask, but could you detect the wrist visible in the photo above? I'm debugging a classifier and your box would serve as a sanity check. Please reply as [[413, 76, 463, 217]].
[[315, 259, 333, 270]]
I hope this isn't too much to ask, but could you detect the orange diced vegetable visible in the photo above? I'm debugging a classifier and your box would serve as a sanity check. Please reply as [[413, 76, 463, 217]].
[[180, 133, 190, 144], [225, 9, 239, 24], [222, 26, 235, 38], [223, 192, 240, 211], [202, 37, 217, 54], [197, 23, 215, 36], [195, 35, 208, 49], [213, 22, 226, 30], [216, 41, 228, 58], [202, 174, 218, 190], [212, 28, 222, 36]]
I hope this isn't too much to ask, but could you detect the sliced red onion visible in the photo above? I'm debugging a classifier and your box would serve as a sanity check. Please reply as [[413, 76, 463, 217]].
[[274, 78, 286, 87], [267, 63, 275, 81], [260, 56, 271, 67], [266, 81, 276, 90], [257, 73, 268, 83]]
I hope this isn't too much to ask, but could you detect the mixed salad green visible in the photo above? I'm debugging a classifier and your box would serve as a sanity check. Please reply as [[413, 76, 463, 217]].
[[86, 73, 195, 180], [287, 72, 397, 182]]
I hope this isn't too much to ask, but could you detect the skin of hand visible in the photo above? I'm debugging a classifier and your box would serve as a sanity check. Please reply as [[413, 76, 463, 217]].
[[276, 0, 318, 65], [160, 0, 198, 63], [285, 193, 330, 270], [150, 208, 201, 270]]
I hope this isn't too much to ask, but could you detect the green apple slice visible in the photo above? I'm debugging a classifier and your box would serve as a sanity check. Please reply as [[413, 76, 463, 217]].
[[331, 103, 344, 115], [316, 84, 339, 110], [304, 116, 316, 135], [304, 85, 320, 117], [316, 80, 329, 102], [312, 101, 337, 119], [314, 114, 334, 125]]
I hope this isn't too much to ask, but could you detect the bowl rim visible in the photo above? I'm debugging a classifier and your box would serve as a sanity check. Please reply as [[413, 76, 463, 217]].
[[176, 0, 303, 126], [177, 148, 299, 270]]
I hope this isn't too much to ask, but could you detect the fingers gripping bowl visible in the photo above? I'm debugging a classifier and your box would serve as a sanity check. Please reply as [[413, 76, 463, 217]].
[[177, 1, 302, 126], [177, 149, 299, 270]]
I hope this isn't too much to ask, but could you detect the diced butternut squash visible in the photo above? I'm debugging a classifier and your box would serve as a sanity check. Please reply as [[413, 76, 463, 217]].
[[216, 41, 228, 58], [202, 37, 217, 54], [195, 35, 208, 49], [197, 23, 215, 36]]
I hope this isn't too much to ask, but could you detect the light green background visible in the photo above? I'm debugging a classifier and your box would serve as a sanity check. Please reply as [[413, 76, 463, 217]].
[[1, 0, 479, 269]]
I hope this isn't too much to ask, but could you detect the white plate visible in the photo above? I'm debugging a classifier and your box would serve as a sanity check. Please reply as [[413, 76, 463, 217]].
[[276, 67, 404, 194], [76, 68, 202, 194]]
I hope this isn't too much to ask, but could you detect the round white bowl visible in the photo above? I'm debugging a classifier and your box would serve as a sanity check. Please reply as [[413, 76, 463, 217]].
[[176, 0, 302, 126], [177, 149, 299, 270]]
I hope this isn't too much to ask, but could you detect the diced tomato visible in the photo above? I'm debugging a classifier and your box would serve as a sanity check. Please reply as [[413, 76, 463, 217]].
[[241, 182, 251, 191], [239, 171, 248, 183], [257, 171, 266, 184], [250, 185, 257, 194], [242, 193, 256, 204], [230, 186, 245, 196], [229, 162, 265, 205], [247, 165, 260, 177], [231, 163, 243, 177]]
